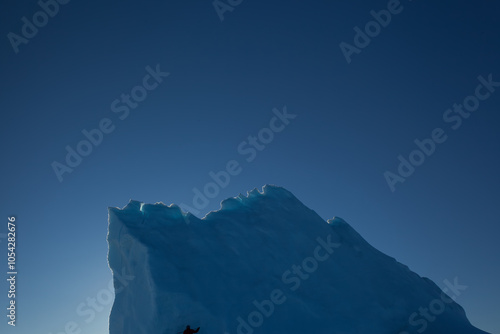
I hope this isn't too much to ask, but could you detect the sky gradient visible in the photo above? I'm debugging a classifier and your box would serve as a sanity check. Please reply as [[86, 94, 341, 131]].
[[0, 0, 499, 333]]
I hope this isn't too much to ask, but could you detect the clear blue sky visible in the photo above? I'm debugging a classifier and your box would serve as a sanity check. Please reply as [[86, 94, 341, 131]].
[[0, 0, 499, 333]]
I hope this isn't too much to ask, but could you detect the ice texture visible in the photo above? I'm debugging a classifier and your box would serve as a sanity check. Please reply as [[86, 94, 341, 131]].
[[107, 185, 489, 334]]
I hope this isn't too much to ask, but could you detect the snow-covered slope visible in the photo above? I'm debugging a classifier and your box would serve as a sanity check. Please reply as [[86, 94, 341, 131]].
[[107, 185, 488, 334]]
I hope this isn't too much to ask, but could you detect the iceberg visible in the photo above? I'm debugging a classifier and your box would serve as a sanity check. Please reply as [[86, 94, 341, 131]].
[[107, 185, 489, 334]]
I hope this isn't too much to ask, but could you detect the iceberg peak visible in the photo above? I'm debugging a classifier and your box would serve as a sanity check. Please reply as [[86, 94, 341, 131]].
[[107, 186, 489, 334]]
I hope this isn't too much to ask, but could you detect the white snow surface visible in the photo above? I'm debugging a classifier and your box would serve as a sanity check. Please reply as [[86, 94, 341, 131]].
[[107, 185, 489, 334]]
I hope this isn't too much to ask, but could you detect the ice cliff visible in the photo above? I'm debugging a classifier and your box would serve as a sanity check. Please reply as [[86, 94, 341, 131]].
[[107, 185, 489, 334]]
